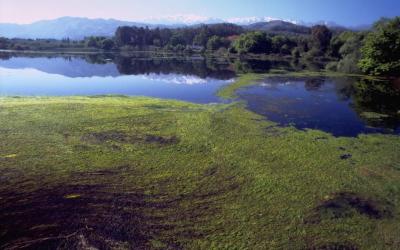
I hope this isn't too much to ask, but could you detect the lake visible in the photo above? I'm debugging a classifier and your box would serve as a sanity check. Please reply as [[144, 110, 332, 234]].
[[239, 76, 400, 136], [0, 52, 399, 137]]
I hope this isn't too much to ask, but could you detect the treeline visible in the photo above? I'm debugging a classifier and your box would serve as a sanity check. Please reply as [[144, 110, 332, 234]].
[[114, 23, 243, 51], [0, 37, 114, 51]]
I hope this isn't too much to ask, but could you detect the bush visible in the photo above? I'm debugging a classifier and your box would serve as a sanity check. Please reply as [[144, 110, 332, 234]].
[[325, 61, 338, 71], [337, 55, 361, 73], [303, 47, 322, 60]]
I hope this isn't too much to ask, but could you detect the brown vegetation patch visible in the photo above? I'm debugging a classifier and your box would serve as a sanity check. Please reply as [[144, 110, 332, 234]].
[[309, 242, 358, 250], [0, 164, 239, 249], [305, 192, 394, 224], [81, 131, 179, 146]]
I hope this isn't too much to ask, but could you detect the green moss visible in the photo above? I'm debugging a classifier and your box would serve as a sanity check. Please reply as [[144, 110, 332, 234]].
[[0, 96, 399, 249], [217, 73, 264, 99]]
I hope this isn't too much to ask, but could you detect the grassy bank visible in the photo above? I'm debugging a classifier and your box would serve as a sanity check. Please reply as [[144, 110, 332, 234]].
[[0, 96, 400, 249]]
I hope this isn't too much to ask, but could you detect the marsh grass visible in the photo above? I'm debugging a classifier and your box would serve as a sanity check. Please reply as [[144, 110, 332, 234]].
[[0, 96, 399, 249]]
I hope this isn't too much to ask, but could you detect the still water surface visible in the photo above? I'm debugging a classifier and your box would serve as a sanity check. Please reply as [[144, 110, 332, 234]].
[[0, 52, 399, 136]]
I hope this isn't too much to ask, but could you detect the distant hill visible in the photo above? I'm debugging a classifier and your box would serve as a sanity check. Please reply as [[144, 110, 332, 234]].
[[0, 16, 358, 40], [0, 17, 164, 40], [244, 20, 311, 34]]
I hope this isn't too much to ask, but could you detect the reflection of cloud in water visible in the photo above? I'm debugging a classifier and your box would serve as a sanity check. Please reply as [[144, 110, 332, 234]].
[[259, 81, 296, 88], [141, 73, 233, 85]]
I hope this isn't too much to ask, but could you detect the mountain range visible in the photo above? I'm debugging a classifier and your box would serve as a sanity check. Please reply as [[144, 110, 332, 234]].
[[0, 17, 169, 40], [0, 16, 368, 40]]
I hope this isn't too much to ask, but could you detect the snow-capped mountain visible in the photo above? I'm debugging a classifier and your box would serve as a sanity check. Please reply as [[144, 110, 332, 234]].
[[143, 14, 300, 26], [226, 16, 300, 25], [143, 14, 224, 25]]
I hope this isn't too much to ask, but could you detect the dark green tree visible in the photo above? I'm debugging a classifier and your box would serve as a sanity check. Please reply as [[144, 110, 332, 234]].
[[101, 39, 115, 50], [115, 26, 133, 46], [232, 32, 272, 54], [310, 25, 332, 53], [358, 17, 400, 76], [206, 36, 230, 50], [86, 36, 100, 48]]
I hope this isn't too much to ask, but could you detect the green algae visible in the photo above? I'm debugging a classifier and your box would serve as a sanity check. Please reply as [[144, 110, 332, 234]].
[[0, 95, 399, 249]]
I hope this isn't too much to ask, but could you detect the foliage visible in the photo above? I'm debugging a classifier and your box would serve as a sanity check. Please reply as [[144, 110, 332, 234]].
[[324, 31, 366, 73], [311, 25, 332, 52], [359, 17, 400, 76], [86, 36, 100, 48], [101, 39, 115, 50], [271, 35, 296, 54], [232, 31, 272, 54], [115, 23, 243, 48], [206, 35, 230, 50], [291, 47, 301, 58]]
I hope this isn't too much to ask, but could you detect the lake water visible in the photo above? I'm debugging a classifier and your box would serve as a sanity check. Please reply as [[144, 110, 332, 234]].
[[0, 54, 237, 103], [239, 77, 400, 136], [0, 52, 399, 137]]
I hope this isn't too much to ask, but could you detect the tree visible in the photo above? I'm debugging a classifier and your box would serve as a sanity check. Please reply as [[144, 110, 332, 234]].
[[358, 17, 400, 76], [115, 26, 133, 46], [271, 35, 294, 54], [169, 34, 185, 46], [329, 31, 355, 58], [206, 36, 230, 50], [86, 36, 100, 48], [327, 31, 365, 73], [101, 39, 115, 50], [311, 25, 332, 53], [193, 26, 210, 46], [232, 32, 272, 54]]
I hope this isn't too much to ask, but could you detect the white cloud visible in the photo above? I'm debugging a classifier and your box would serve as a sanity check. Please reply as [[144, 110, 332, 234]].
[[141, 74, 234, 85]]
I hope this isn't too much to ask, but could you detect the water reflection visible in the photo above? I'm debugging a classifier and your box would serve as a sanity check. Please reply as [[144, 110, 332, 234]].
[[352, 79, 400, 131], [0, 52, 243, 103], [0, 52, 315, 103], [239, 77, 400, 136], [0, 52, 320, 78]]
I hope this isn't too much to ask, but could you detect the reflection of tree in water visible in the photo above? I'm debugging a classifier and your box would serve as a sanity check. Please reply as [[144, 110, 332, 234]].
[[289, 59, 324, 72], [0, 52, 12, 60], [234, 59, 309, 73], [114, 57, 326, 77], [1, 52, 326, 80], [351, 79, 400, 130], [329, 77, 356, 101], [233, 59, 272, 73], [304, 78, 325, 91], [113, 56, 236, 80], [84, 54, 115, 65], [392, 77, 400, 90]]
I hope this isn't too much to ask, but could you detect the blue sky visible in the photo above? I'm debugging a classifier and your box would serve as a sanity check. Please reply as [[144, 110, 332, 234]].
[[0, 0, 399, 25]]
